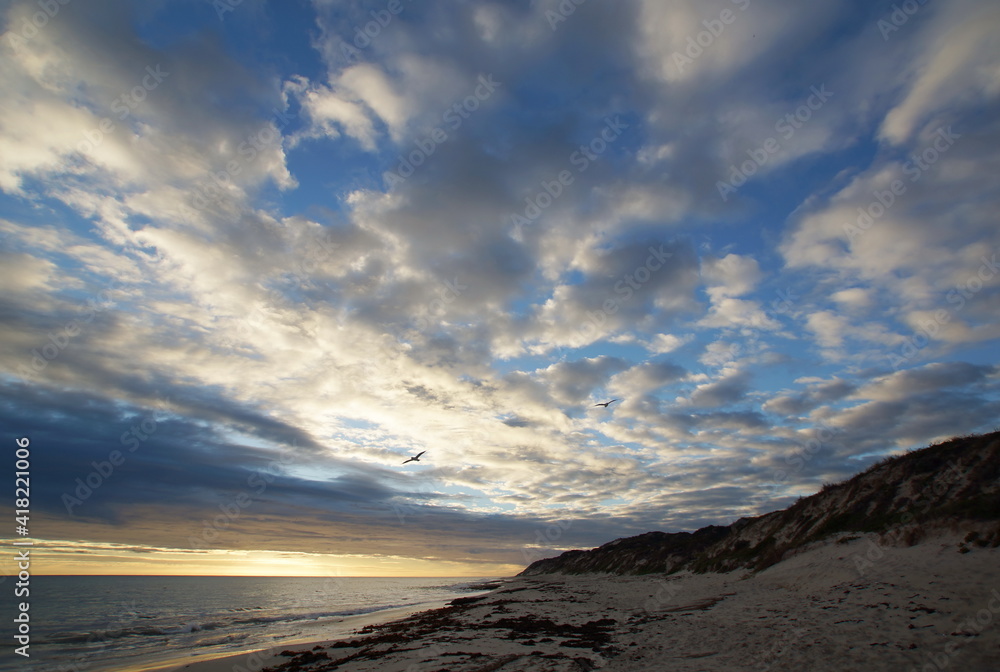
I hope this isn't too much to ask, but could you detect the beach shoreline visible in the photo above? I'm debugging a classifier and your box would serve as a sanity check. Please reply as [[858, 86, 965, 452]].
[[125, 598, 486, 672], [145, 534, 1000, 672]]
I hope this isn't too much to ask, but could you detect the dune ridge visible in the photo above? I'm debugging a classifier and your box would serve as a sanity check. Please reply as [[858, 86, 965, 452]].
[[521, 431, 1000, 576]]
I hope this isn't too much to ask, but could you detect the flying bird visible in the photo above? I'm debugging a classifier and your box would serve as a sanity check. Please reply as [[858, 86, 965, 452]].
[[594, 399, 618, 408], [402, 451, 426, 465]]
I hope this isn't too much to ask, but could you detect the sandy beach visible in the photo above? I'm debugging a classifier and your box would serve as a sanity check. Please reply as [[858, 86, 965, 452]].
[[128, 600, 472, 672], [159, 532, 999, 672]]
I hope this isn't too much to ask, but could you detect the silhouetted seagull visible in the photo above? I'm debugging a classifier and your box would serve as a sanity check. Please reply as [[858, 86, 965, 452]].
[[402, 451, 426, 465], [594, 399, 618, 408]]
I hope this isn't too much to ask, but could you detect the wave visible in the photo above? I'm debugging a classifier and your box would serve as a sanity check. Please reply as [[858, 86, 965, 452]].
[[37, 602, 425, 646], [41, 626, 174, 645], [194, 632, 252, 648], [229, 602, 421, 627]]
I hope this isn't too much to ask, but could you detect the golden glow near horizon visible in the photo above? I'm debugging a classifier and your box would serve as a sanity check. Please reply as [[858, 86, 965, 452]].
[[1, 539, 519, 577]]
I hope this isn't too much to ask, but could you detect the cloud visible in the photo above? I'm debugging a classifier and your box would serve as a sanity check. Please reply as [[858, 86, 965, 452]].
[[701, 254, 762, 300], [763, 378, 857, 417], [1, 0, 998, 574], [852, 362, 997, 402], [289, 76, 381, 150], [642, 333, 694, 354], [829, 287, 873, 312], [685, 369, 752, 408], [536, 356, 631, 406], [609, 360, 688, 399], [524, 238, 699, 352], [879, 0, 1000, 144]]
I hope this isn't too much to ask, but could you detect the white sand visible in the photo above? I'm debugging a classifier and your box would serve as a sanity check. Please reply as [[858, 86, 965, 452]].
[[166, 533, 1000, 671]]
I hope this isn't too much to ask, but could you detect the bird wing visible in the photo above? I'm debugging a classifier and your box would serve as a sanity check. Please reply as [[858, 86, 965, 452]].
[[415, 451, 426, 458], [402, 457, 413, 464]]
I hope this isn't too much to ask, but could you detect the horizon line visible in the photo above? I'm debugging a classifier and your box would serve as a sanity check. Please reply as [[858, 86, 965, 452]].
[[25, 573, 510, 578]]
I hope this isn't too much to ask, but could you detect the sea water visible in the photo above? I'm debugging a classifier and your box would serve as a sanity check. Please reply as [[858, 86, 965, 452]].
[[0, 575, 499, 672]]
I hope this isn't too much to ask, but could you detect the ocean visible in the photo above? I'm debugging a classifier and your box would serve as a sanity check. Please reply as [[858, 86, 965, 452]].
[[1, 575, 501, 672]]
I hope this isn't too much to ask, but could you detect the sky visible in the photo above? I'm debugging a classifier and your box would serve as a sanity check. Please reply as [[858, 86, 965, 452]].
[[0, 0, 998, 577]]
